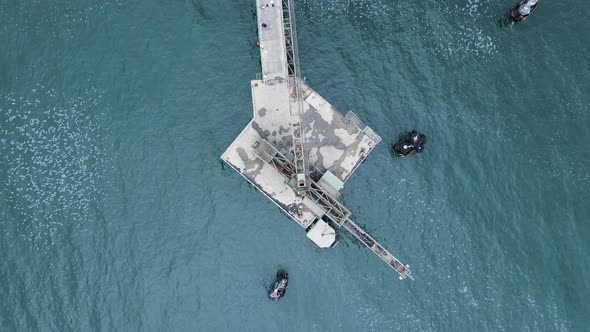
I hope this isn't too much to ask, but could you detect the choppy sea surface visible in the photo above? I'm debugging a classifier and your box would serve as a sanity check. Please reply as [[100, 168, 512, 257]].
[[1, 0, 589, 330]]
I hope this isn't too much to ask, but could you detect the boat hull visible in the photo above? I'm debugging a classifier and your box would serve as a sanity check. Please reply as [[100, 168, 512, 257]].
[[511, 0, 539, 22], [268, 269, 288, 301]]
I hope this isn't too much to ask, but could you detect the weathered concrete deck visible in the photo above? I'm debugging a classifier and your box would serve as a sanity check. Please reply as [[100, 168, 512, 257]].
[[221, 79, 380, 227]]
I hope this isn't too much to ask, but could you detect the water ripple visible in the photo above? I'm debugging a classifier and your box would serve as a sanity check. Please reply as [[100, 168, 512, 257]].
[[0, 85, 109, 250]]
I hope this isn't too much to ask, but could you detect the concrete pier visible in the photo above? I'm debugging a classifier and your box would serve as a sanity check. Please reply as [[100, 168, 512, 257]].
[[221, 0, 412, 279]]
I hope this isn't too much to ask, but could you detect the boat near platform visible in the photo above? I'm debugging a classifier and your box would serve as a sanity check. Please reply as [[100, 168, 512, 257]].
[[511, 0, 539, 22], [392, 130, 427, 158], [268, 269, 288, 301]]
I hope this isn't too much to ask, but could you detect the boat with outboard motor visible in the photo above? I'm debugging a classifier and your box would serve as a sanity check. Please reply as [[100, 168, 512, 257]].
[[392, 130, 426, 158], [511, 0, 539, 22], [267, 269, 288, 301]]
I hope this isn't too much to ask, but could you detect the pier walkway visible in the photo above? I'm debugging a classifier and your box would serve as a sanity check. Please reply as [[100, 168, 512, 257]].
[[257, 0, 288, 82]]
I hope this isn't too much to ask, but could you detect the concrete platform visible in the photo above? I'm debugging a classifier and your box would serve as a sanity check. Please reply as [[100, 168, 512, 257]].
[[221, 0, 380, 229], [220, 0, 412, 280], [221, 79, 380, 228]]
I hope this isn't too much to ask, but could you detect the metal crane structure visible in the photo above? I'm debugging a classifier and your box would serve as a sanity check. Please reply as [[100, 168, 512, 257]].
[[253, 139, 413, 280], [282, 0, 309, 191]]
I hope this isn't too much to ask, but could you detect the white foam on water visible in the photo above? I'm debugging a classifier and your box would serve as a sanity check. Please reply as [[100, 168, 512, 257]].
[[0, 85, 109, 250], [432, 0, 500, 60], [297, 0, 498, 61], [298, 0, 382, 20], [0, 1, 115, 39]]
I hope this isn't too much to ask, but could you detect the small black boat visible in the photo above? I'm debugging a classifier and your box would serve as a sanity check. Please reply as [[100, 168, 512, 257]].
[[267, 269, 288, 301], [510, 0, 539, 22], [392, 130, 426, 158]]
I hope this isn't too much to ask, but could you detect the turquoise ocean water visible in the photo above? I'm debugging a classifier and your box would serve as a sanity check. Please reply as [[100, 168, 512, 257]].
[[1, 0, 589, 330]]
